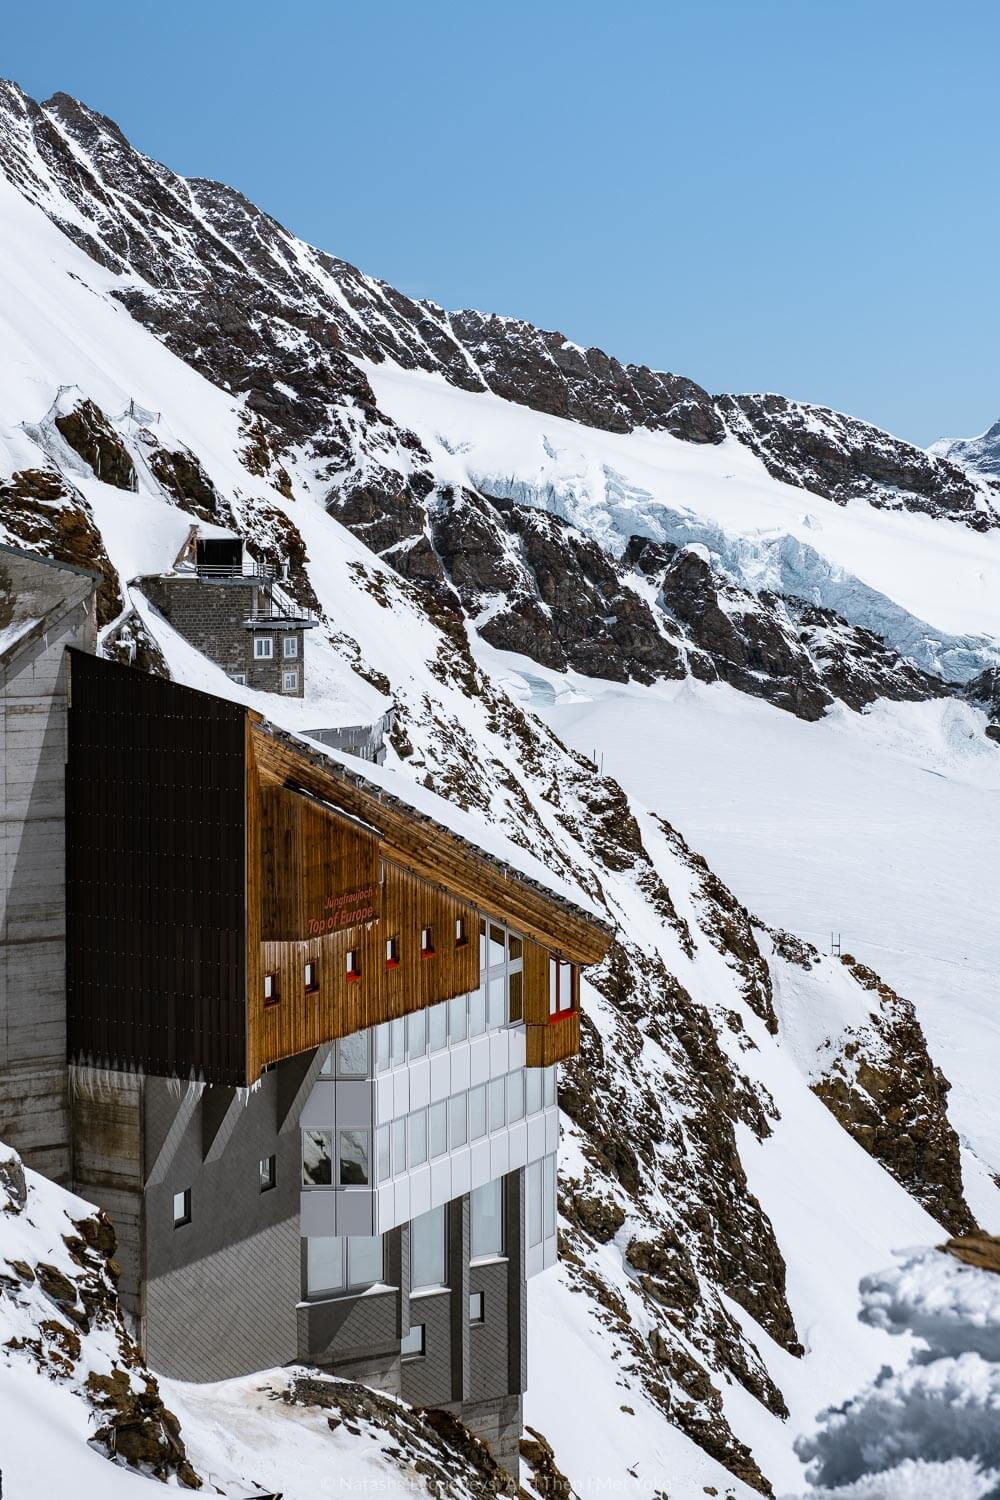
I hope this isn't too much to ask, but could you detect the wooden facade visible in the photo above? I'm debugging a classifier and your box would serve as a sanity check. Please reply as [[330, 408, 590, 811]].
[[67, 653, 610, 1086]]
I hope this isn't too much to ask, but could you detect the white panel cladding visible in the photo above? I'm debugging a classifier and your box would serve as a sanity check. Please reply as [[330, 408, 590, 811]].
[[300, 915, 561, 1239]]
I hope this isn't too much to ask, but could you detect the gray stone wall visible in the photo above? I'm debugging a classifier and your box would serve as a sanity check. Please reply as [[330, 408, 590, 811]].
[[139, 576, 305, 696], [1, 572, 96, 1181]]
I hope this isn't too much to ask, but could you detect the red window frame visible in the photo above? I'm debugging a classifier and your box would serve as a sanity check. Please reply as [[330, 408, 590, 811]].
[[304, 960, 319, 994], [420, 926, 435, 959], [345, 948, 362, 983], [385, 936, 400, 969], [548, 958, 577, 1021], [263, 972, 279, 1007]]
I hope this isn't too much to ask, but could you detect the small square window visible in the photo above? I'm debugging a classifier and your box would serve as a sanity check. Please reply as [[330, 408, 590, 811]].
[[282, 635, 299, 659], [304, 960, 319, 993], [253, 635, 274, 660], [385, 936, 400, 968], [401, 1323, 425, 1359], [346, 948, 361, 981], [172, 1188, 191, 1228], [282, 669, 299, 693], [228, 671, 246, 685], [263, 972, 279, 1006], [455, 916, 468, 946], [420, 926, 434, 958], [469, 1291, 484, 1323], [259, 1154, 276, 1193]]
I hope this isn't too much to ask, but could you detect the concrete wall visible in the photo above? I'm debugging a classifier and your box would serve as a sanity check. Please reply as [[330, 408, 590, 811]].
[[0, 591, 95, 1180], [139, 576, 305, 696]]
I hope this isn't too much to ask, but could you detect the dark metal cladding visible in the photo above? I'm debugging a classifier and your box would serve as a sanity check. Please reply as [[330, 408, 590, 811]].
[[66, 650, 250, 1083]]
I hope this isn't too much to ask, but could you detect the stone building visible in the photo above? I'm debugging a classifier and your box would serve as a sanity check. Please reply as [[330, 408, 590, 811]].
[[138, 532, 317, 696]]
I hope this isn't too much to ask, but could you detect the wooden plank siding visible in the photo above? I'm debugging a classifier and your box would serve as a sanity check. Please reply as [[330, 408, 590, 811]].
[[521, 938, 581, 1068], [259, 787, 381, 942], [248, 863, 479, 1078], [250, 724, 607, 967]]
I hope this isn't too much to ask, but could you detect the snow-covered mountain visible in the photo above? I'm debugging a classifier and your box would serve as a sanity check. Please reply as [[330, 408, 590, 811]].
[[2, 78, 1000, 1499], [931, 418, 1000, 482]]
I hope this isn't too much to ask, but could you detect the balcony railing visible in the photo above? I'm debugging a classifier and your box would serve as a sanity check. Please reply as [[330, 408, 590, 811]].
[[195, 562, 277, 580]]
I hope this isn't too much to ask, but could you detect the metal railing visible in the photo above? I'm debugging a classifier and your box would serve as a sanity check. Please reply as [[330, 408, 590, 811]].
[[195, 562, 277, 580]]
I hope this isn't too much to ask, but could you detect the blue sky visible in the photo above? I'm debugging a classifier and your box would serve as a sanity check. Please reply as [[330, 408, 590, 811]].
[[4, 0, 998, 445]]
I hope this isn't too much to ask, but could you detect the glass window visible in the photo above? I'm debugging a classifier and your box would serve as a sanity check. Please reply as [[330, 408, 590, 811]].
[[489, 1077, 505, 1131], [560, 960, 574, 1012], [392, 1117, 406, 1175], [508, 932, 523, 961], [306, 1236, 344, 1295], [345, 948, 361, 979], [282, 635, 299, 659], [338, 1129, 370, 1186], [469, 1290, 484, 1323], [428, 1002, 448, 1052], [375, 1023, 390, 1073], [253, 635, 274, 660], [408, 1008, 427, 1059], [489, 923, 506, 969], [337, 1030, 368, 1077], [543, 1153, 557, 1239], [429, 1100, 447, 1158], [302, 1130, 333, 1187], [390, 1017, 406, 1066], [347, 1234, 383, 1288], [488, 975, 506, 1029], [468, 1085, 486, 1140], [471, 1179, 504, 1260], [304, 960, 318, 993], [455, 916, 468, 946], [469, 986, 486, 1037], [408, 1108, 428, 1167], [449, 1092, 467, 1148], [543, 1066, 557, 1108], [527, 1160, 543, 1248], [508, 970, 523, 1024], [478, 917, 487, 971], [410, 1205, 446, 1291], [263, 972, 278, 1006], [376, 1124, 391, 1183], [259, 1154, 276, 1192], [401, 1322, 425, 1358], [172, 1188, 191, 1228], [420, 926, 434, 956], [548, 957, 558, 1017], [507, 1070, 525, 1122], [526, 1068, 543, 1115], [449, 992, 467, 1043], [282, 669, 299, 693], [386, 936, 400, 967]]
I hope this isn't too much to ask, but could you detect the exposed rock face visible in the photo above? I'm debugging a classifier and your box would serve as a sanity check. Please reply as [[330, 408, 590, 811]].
[[284, 1374, 519, 1497], [0, 1145, 200, 1487], [447, 308, 724, 441], [430, 489, 685, 682], [145, 441, 230, 524], [717, 392, 999, 529], [0, 466, 122, 625], [963, 667, 1000, 742], [813, 955, 975, 1237], [53, 398, 136, 491]]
